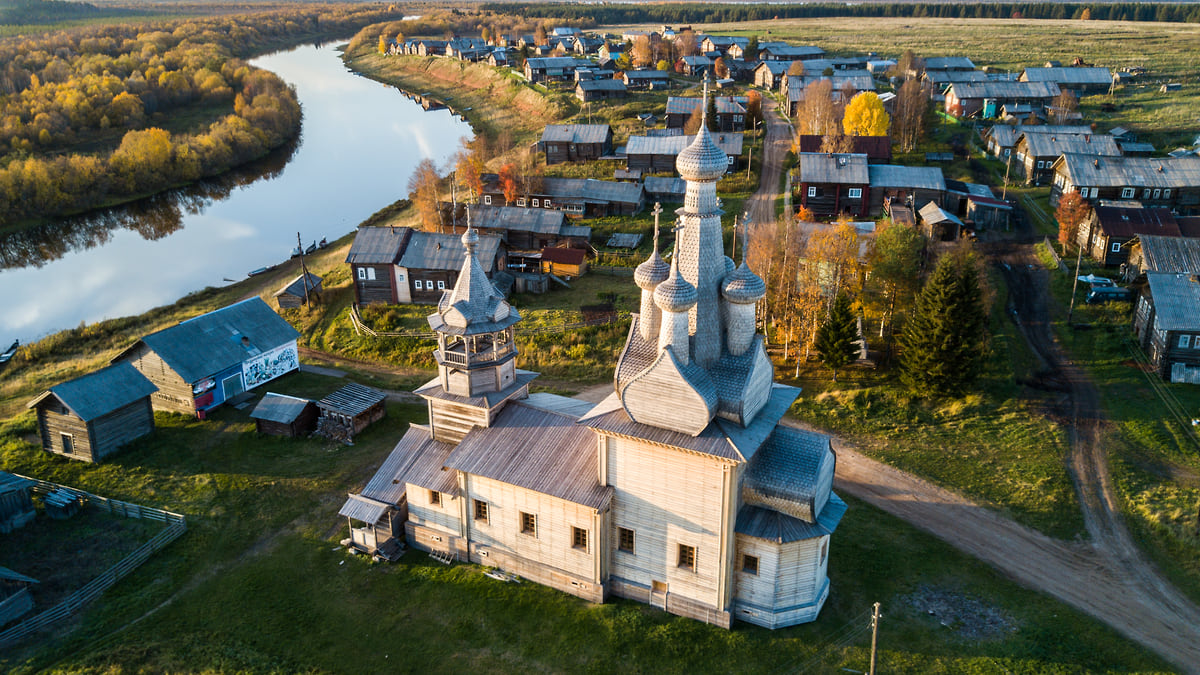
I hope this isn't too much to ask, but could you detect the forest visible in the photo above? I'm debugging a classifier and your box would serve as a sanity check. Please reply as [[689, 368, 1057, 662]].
[[480, 2, 1200, 25], [0, 3, 405, 230]]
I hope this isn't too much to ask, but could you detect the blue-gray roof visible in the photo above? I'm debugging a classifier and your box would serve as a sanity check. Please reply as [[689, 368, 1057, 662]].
[[541, 124, 611, 145], [346, 227, 410, 265], [29, 362, 157, 422], [399, 231, 500, 272], [249, 393, 314, 424], [665, 96, 746, 115], [0, 566, 38, 584], [1147, 272, 1200, 330], [869, 165, 947, 191], [123, 298, 299, 384], [0, 471, 33, 496], [736, 493, 846, 544], [578, 79, 626, 92], [924, 56, 975, 70]]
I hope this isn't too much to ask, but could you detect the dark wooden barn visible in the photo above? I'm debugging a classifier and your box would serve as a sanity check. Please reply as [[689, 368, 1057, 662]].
[[0, 566, 38, 627], [250, 393, 318, 437], [27, 362, 158, 463], [274, 271, 323, 309], [315, 383, 387, 444], [0, 472, 35, 534]]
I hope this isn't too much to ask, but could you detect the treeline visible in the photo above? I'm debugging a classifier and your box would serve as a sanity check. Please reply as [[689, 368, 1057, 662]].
[[347, 8, 593, 52], [0, 3, 405, 228], [480, 2, 1200, 25], [0, 0, 120, 26]]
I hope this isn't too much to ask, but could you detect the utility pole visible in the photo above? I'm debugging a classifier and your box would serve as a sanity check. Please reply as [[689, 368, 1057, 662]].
[[746, 145, 753, 181], [296, 231, 310, 306], [1067, 239, 1085, 325], [1002, 153, 1012, 200], [869, 601, 881, 675]]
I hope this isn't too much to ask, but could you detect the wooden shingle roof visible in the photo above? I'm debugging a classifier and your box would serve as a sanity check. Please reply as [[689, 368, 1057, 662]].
[[28, 362, 157, 422], [735, 493, 846, 544], [319, 383, 386, 417]]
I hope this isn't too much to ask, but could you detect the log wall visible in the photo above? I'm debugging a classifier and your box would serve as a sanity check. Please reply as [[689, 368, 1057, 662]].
[[119, 345, 195, 414], [37, 404, 92, 461]]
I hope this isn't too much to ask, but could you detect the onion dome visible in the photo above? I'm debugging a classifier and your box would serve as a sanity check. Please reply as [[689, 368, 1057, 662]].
[[677, 124, 729, 182], [634, 250, 669, 289], [723, 255, 735, 277], [461, 226, 479, 249], [655, 263, 697, 313], [721, 262, 766, 305]]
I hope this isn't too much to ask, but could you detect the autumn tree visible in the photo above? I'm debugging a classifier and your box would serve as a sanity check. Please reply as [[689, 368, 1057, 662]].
[[899, 249, 988, 397], [797, 80, 836, 135], [1056, 191, 1090, 247], [819, 124, 855, 154], [843, 91, 890, 137], [683, 104, 705, 134], [632, 35, 653, 68], [498, 162, 519, 205], [745, 90, 763, 127], [815, 292, 859, 382], [675, 29, 698, 58], [1050, 90, 1079, 125], [787, 60, 806, 77], [407, 157, 443, 231], [1080, 7, 1093, 20], [378, 35, 388, 54], [656, 59, 670, 71], [454, 138, 485, 201], [892, 49, 920, 79], [534, 23, 548, 46], [868, 219, 924, 340], [893, 78, 928, 152], [714, 57, 729, 79]]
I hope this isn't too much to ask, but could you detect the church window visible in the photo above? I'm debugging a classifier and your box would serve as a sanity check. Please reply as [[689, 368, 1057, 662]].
[[678, 544, 696, 572], [474, 499, 489, 522], [618, 527, 635, 553], [521, 512, 537, 536], [820, 540, 829, 565], [742, 554, 758, 575], [429, 490, 441, 506], [572, 526, 589, 551]]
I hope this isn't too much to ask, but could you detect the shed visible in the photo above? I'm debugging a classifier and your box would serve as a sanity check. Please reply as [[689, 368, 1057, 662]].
[[576, 79, 627, 102], [0, 472, 35, 534], [43, 487, 83, 519], [606, 233, 643, 249], [250, 393, 318, 437], [112, 297, 300, 416], [541, 247, 589, 278], [274, 271, 322, 309], [0, 566, 38, 626], [27, 362, 158, 463], [919, 201, 965, 241], [316, 383, 387, 444]]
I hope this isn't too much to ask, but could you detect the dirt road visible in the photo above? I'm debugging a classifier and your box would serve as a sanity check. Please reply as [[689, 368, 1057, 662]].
[[745, 98, 792, 229]]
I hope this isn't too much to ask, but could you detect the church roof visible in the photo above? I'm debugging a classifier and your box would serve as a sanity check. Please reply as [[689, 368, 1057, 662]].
[[352, 424, 457, 507], [736, 493, 846, 544], [428, 228, 521, 336]]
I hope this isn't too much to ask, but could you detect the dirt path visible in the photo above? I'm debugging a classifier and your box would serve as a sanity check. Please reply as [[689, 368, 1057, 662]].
[[745, 98, 792, 229]]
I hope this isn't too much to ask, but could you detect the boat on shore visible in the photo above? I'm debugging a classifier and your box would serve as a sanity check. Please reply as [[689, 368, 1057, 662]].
[[0, 340, 19, 365], [248, 265, 276, 277]]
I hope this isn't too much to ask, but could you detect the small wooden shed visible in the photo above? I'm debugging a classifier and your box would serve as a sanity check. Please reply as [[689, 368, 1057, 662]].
[[274, 271, 322, 309], [0, 472, 35, 534], [0, 566, 38, 627], [27, 362, 158, 463], [250, 393, 318, 437], [541, 247, 589, 278], [315, 383, 387, 444]]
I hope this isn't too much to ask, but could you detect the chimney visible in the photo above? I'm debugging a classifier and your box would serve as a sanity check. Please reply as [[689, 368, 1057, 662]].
[[1094, 158, 1099, 168]]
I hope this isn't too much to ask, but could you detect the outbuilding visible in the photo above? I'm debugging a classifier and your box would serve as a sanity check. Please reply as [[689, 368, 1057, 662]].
[[274, 271, 322, 309], [541, 246, 589, 278], [0, 566, 38, 626], [250, 393, 319, 437], [27, 362, 157, 463], [1134, 272, 1200, 383], [0, 472, 35, 534], [316, 383, 388, 444]]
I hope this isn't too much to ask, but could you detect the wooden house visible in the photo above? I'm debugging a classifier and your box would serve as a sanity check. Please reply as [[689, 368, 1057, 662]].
[[944, 81, 1060, 118], [1134, 272, 1200, 383], [1020, 66, 1113, 96], [480, 175, 644, 218], [623, 70, 671, 90], [665, 96, 747, 132], [796, 153, 870, 218], [757, 42, 824, 61], [626, 133, 743, 174], [921, 56, 976, 73], [113, 297, 300, 416], [469, 205, 591, 250], [783, 70, 875, 111], [643, 176, 687, 203], [413, 40, 448, 57], [983, 124, 1095, 159], [541, 246, 589, 278], [964, 194, 1013, 230], [919, 201, 965, 241], [867, 165, 946, 216], [524, 57, 591, 84], [0, 566, 37, 626], [1076, 203, 1182, 266], [346, 226, 503, 305], [797, 135, 891, 163], [250, 393, 318, 438], [573, 36, 603, 55], [1014, 133, 1120, 185], [576, 79, 627, 102], [753, 61, 790, 90], [273, 271, 322, 309], [316, 383, 387, 444], [539, 125, 614, 164], [348, 120, 844, 629], [598, 42, 625, 61], [700, 36, 748, 56], [0, 472, 35, 534], [345, 226, 409, 306], [1049, 154, 1200, 212], [1127, 235, 1200, 279], [922, 70, 990, 98], [27, 362, 157, 463]]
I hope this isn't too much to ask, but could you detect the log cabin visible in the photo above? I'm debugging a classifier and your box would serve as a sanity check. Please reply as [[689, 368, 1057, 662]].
[[1134, 272, 1200, 383], [27, 362, 157, 463], [273, 271, 322, 309], [538, 125, 613, 165], [112, 297, 300, 416], [347, 90, 843, 629], [540, 246, 589, 278], [1049, 154, 1200, 213], [250, 393, 318, 437], [576, 79, 628, 103], [316, 383, 387, 443], [347, 226, 503, 305], [867, 165, 946, 216], [1076, 203, 1182, 266], [0, 472, 35, 534], [796, 153, 870, 218], [944, 81, 1060, 118]]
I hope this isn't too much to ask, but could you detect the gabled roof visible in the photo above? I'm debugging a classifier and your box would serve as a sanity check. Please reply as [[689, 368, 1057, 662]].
[[1147, 272, 1200, 330], [541, 124, 611, 145], [274, 271, 321, 299], [1054, 153, 1200, 188], [1021, 66, 1112, 86], [919, 201, 964, 227], [869, 164, 947, 191], [796, 136, 890, 160], [578, 79, 627, 92], [681, 55, 714, 66], [798, 152, 870, 184], [28, 362, 157, 422], [116, 298, 298, 384], [318, 382, 386, 417], [1018, 133, 1120, 158], [446, 400, 613, 509], [643, 176, 686, 196], [0, 566, 38, 585], [754, 61, 791, 76], [626, 132, 743, 157], [400, 231, 500, 272], [923, 56, 975, 70], [537, 177, 644, 204], [541, 247, 587, 265], [759, 44, 825, 59], [1094, 204, 1180, 239], [1137, 235, 1200, 274], [359, 424, 456, 503], [525, 57, 591, 69], [948, 81, 1060, 100], [346, 226, 410, 265], [624, 69, 669, 80], [249, 393, 313, 424], [471, 205, 565, 234], [665, 96, 746, 115]]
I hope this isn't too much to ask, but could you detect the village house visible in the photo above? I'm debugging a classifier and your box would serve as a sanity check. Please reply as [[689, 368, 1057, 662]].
[[983, 124, 1095, 159], [1127, 235, 1200, 280], [665, 96, 747, 131], [1020, 66, 1113, 96], [1134, 272, 1200, 383], [1049, 153, 1200, 212], [867, 165, 946, 216], [784, 72, 875, 114], [1014, 133, 1121, 185], [679, 55, 714, 77], [538, 124, 614, 164], [920, 70, 991, 98], [524, 57, 592, 84], [796, 135, 891, 163], [626, 132, 743, 174], [27, 362, 157, 463], [623, 69, 671, 90], [345, 226, 504, 306], [920, 56, 976, 74], [700, 35, 749, 56], [409, 39, 448, 56], [1076, 202, 1182, 266], [112, 297, 300, 417], [757, 42, 825, 61], [753, 61, 790, 90], [487, 50, 511, 68], [963, 193, 1013, 230], [345, 106, 843, 629], [250, 393, 318, 438], [598, 41, 625, 62], [796, 153, 871, 218], [481, 175, 644, 218], [573, 36, 604, 55], [466, 204, 591, 251], [576, 78, 628, 102], [944, 81, 1061, 118], [0, 472, 35, 534]]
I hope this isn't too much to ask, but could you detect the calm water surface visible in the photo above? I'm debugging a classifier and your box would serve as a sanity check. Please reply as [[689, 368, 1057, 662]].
[[0, 42, 471, 341]]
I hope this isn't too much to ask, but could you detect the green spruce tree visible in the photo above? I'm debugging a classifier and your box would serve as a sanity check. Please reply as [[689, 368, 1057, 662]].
[[706, 93, 719, 132], [814, 292, 859, 382], [899, 250, 987, 396]]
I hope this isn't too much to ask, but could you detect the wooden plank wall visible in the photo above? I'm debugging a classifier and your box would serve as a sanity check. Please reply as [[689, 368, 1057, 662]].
[[37, 405, 93, 462], [429, 400, 488, 443], [406, 482, 462, 536], [90, 399, 154, 461], [120, 345, 195, 414]]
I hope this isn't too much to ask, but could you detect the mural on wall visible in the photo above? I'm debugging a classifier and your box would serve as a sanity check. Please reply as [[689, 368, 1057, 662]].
[[242, 342, 299, 389]]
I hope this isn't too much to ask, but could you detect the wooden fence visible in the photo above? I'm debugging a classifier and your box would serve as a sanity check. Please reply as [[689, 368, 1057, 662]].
[[349, 304, 630, 339], [0, 477, 187, 650], [1043, 236, 1067, 272]]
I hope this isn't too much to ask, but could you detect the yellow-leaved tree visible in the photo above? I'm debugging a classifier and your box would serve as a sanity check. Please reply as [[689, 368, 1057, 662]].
[[842, 91, 890, 137]]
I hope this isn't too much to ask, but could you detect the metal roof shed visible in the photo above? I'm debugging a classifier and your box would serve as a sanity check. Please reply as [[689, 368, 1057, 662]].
[[316, 383, 388, 444]]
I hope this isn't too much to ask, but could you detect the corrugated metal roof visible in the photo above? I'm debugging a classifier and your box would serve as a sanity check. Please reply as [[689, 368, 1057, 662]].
[[761, 44, 824, 58], [665, 96, 747, 115], [1139, 235, 1200, 273], [1147, 272, 1200, 330], [1020, 133, 1120, 157], [249, 393, 313, 424], [539, 177, 644, 205], [644, 176, 686, 195], [1094, 205, 1180, 239], [624, 70, 669, 80], [540, 124, 611, 145], [868, 165, 947, 191], [578, 79, 626, 92], [338, 493, 391, 523], [399, 231, 500, 272], [798, 153, 869, 184], [920, 201, 964, 226], [346, 226, 410, 265], [1021, 66, 1112, 85], [924, 56, 975, 70], [28, 362, 157, 422], [318, 382, 386, 417], [525, 57, 591, 69], [681, 55, 713, 67], [789, 72, 875, 96], [0, 566, 38, 584], [0, 471, 32, 495], [924, 70, 990, 85], [125, 298, 298, 384], [472, 205, 565, 235], [948, 81, 1060, 100], [626, 133, 743, 157], [1057, 153, 1200, 189], [446, 401, 613, 509], [735, 493, 846, 543]]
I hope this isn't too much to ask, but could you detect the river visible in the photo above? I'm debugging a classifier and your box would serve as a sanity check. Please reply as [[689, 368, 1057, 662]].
[[0, 41, 472, 342]]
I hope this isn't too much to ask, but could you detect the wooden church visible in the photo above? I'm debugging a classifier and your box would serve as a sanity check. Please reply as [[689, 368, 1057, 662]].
[[345, 84, 843, 628]]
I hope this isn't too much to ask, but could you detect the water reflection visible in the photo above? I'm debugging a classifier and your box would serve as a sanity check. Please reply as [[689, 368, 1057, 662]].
[[0, 42, 472, 340]]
